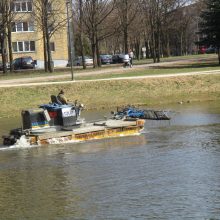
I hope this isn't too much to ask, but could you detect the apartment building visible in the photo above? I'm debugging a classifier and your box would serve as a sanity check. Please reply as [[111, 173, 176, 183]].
[[10, 0, 68, 68]]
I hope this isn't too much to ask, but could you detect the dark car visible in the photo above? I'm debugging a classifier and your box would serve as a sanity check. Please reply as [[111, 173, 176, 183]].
[[12, 56, 35, 70], [205, 46, 217, 54], [100, 55, 112, 64], [112, 54, 125, 64]]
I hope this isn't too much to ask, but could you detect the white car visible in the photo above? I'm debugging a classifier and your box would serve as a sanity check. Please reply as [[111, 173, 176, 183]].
[[74, 56, 93, 66]]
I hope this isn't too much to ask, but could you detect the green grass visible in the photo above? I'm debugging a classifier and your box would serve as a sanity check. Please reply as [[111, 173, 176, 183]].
[[0, 74, 219, 118], [0, 54, 218, 81], [43, 62, 220, 82], [0, 54, 219, 118], [76, 65, 220, 81], [133, 53, 218, 65]]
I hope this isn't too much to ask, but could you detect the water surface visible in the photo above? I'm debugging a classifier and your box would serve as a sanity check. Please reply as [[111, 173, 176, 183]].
[[0, 101, 220, 219]]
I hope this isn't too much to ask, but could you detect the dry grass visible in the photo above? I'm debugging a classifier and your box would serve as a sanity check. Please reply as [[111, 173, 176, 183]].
[[0, 74, 219, 118]]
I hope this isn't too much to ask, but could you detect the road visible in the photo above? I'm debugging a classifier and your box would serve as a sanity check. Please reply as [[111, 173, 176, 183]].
[[0, 59, 219, 88]]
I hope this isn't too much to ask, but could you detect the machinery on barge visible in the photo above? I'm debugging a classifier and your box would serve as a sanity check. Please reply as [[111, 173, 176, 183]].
[[2, 99, 145, 146], [112, 106, 170, 120]]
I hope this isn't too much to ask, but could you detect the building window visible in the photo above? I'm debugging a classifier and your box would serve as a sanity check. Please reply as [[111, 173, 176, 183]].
[[12, 41, 35, 52], [15, 2, 21, 11], [11, 21, 34, 32], [27, 1, 32, 11], [18, 42, 23, 51], [13, 1, 33, 12], [12, 42, 18, 52], [17, 22, 23, 32], [30, 41, 35, 51], [48, 24, 54, 33], [50, 42, 55, 51], [47, 2, 52, 12], [29, 22, 34, 31]]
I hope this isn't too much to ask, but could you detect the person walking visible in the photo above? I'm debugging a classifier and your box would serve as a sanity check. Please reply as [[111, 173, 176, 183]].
[[129, 49, 134, 67]]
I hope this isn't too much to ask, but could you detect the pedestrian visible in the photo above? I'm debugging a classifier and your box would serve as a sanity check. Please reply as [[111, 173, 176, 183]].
[[57, 90, 68, 105], [123, 54, 130, 68], [129, 49, 134, 67]]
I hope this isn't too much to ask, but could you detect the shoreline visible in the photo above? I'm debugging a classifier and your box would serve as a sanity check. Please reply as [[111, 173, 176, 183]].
[[0, 74, 219, 118]]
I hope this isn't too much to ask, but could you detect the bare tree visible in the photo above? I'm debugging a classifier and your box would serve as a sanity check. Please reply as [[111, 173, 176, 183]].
[[116, 0, 139, 54], [0, 0, 10, 73], [73, 0, 86, 69], [82, 0, 117, 67], [0, 0, 7, 73]]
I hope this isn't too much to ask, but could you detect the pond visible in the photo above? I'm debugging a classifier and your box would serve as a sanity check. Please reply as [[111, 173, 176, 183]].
[[0, 101, 219, 219]]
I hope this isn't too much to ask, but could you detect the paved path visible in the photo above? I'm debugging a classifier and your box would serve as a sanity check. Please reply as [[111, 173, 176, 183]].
[[0, 59, 219, 88]]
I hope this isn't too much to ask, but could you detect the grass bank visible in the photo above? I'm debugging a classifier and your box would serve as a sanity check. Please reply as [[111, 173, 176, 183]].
[[0, 74, 219, 118]]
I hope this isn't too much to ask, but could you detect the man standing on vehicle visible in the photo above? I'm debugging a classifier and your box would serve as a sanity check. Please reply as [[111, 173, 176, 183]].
[[57, 90, 68, 105]]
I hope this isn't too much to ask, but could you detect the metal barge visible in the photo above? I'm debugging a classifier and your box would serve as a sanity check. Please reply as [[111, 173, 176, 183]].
[[2, 101, 145, 146]]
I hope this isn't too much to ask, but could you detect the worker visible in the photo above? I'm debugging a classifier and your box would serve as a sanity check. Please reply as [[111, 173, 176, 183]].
[[57, 90, 68, 105]]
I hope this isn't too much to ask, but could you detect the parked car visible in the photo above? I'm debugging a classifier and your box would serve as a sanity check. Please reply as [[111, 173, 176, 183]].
[[12, 56, 35, 70], [100, 55, 113, 64], [112, 54, 125, 64], [73, 56, 93, 66], [198, 46, 207, 54], [205, 46, 217, 54]]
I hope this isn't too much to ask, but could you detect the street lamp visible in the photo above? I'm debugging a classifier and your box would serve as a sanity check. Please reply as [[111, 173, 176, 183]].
[[66, 0, 74, 81]]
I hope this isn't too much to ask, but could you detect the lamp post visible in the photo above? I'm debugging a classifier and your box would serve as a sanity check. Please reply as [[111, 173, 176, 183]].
[[66, 0, 74, 81]]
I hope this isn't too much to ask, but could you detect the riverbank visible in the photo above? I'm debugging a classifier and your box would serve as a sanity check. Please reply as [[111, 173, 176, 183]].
[[0, 74, 219, 118]]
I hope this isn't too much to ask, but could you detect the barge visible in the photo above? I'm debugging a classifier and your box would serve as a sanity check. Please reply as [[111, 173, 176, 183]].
[[2, 100, 145, 146]]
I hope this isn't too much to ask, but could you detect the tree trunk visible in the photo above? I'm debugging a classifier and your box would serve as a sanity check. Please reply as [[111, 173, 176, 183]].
[[45, 14, 53, 73], [151, 30, 156, 63], [80, 35, 86, 69], [79, 0, 86, 69], [92, 38, 97, 68], [1, 31, 7, 73], [145, 40, 150, 59], [95, 30, 101, 67], [124, 28, 128, 54], [134, 39, 140, 60], [46, 33, 53, 72], [123, 0, 129, 54], [180, 32, 183, 56], [156, 10, 161, 63], [7, 24, 13, 72], [43, 31, 48, 72], [156, 31, 161, 63], [0, 1, 7, 74], [218, 48, 220, 65], [96, 37, 101, 67], [165, 32, 170, 57], [6, 4, 13, 72]]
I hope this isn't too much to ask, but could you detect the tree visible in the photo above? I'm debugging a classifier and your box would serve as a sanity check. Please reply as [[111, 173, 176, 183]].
[[0, 0, 23, 73], [116, 0, 139, 54], [142, 0, 164, 62], [82, 0, 117, 68], [32, 0, 67, 72], [0, 0, 8, 73], [79, 0, 86, 69], [73, 0, 86, 69], [199, 0, 220, 64]]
